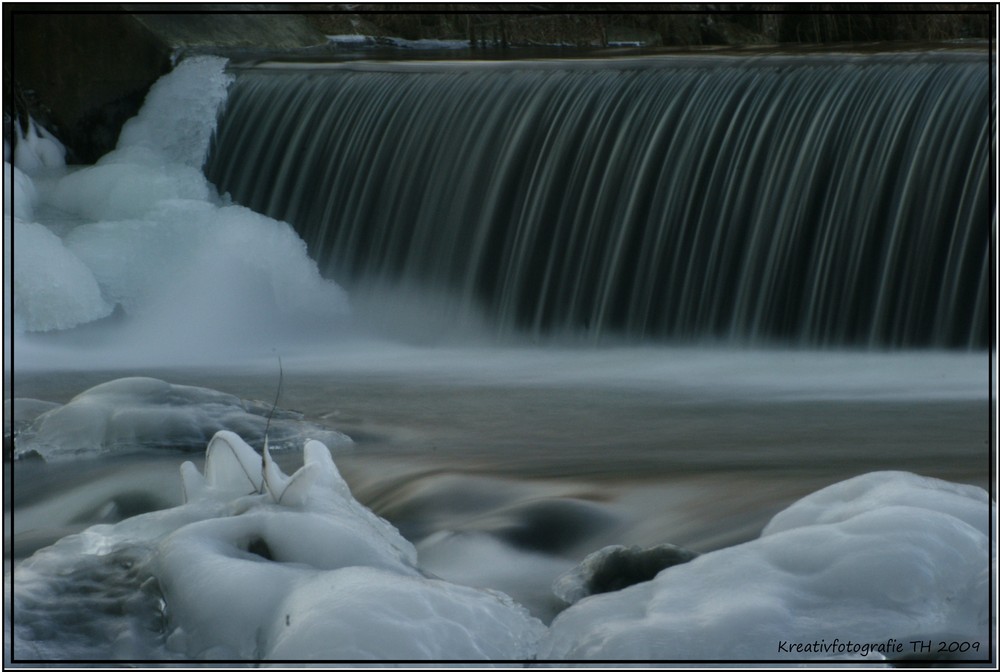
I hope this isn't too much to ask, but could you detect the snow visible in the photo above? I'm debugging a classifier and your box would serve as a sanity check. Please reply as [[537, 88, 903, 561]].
[[326, 34, 471, 50], [326, 33, 375, 47], [540, 471, 992, 661], [383, 36, 473, 50], [14, 377, 351, 461]]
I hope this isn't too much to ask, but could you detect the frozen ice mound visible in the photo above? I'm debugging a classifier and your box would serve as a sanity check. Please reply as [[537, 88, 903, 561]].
[[12, 219, 114, 332], [539, 471, 992, 661], [13, 377, 351, 461], [13, 431, 545, 661], [761, 469, 990, 537], [264, 566, 546, 660], [5, 161, 38, 221], [63, 198, 349, 324], [49, 160, 212, 221]]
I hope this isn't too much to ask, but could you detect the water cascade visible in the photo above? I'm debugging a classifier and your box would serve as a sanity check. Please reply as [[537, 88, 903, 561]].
[[206, 52, 990, 348]]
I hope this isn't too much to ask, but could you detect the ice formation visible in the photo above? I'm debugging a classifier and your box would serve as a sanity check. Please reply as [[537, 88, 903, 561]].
[[12, 429, 992, 663], [264, 566, 544, 660], [12, 117, 66, 176], [49, 156, 212, 221], [540, 471, 992, 661], [760, 469, 990, 537], [11, 55, 350, 365], [12, 219, 113, 332], [4, 161, 38, 221], [14, 377, 351, 461], [13, 431, 546, 660], [113, 53, 232, 169]]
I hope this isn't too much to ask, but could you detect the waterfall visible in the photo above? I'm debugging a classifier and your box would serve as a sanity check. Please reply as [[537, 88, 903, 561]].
[[206, 52, 990, 348]]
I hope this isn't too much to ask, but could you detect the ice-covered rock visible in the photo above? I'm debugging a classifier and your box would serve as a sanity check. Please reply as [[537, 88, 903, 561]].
[[540, 471, 992, 661], [14, 377, 351, 461], [45, 55, 228, 220], [13, 430, 545, 661], [154, 510, 420, 658]]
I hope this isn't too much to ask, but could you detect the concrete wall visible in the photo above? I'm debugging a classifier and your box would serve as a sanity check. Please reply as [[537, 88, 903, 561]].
[[8, 10, 173, 163], [6, 8, 326, 163], [132, 12, 326, 50]]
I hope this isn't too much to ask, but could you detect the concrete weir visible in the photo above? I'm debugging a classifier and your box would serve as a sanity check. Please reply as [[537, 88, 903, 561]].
[[6, 9, 326, 163]]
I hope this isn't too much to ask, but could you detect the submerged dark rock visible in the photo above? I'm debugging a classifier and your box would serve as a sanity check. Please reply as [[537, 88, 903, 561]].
[[553, 543, 700, 605]]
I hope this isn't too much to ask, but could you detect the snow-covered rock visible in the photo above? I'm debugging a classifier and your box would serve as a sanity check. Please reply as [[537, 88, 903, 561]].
[[540, 471, 992, 661]]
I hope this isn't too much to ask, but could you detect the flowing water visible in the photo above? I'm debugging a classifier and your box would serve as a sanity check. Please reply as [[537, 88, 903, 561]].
[[208, 52, 990, 348], [7, 48, 993, 660]]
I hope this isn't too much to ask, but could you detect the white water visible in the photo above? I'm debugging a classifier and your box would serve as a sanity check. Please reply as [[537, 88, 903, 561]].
[[6, 53, 994, 664]]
